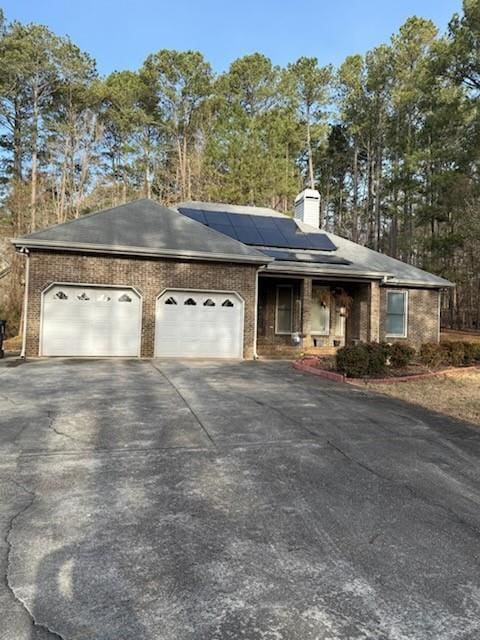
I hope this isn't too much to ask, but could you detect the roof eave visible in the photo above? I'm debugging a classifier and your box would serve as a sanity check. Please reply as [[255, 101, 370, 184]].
[[265, 262, 388, 280], [265, 262, 454, 287], [383, 278, 455, 288], [11, 238, 272, 265]]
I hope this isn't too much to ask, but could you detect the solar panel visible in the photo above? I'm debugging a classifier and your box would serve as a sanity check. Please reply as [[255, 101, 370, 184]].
[[262, 248, 351, 265], [234, 226, 264, 244], [305, 233, 337, 251], [178, 207, 337, 251], [251, 216, 278, 229], [257, 228, 287, 246], [208, 222, 239, 240], [227, 212, 255, 227], [204, 211, 224, 225], [178, 207, 206, 224]]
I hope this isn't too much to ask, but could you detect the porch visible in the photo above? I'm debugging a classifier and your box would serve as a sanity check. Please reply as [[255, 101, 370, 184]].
[[256, 275, 380, 358]]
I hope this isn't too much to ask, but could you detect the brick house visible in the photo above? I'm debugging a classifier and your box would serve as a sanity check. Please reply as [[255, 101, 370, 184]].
[[12, 193, 453, 359]]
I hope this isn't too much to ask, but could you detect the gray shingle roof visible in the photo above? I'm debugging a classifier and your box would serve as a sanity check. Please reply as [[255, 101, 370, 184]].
[[13, 199, 270, 264], [177, 201, 453, 288]]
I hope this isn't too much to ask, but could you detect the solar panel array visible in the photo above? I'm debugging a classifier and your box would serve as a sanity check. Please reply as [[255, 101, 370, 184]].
[[262, 249, 351, 265], [178, 207, 337, 252]]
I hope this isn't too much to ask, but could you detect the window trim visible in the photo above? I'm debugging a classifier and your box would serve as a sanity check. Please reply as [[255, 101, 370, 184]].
[[275, 284, 294, 335], [385, 289, 408, 338], [311, 286, 330, 336]]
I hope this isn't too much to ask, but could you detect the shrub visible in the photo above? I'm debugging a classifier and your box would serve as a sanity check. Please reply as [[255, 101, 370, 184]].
[[441, 341, 465, 367], [0, 303, 21, 338], [419, 342, 444, 369], [389, 342, 416, 369], [336, 343, 370, 378], [462, 342, 476, 365], [473, 343, 480, 363], [336, 342, 387, 378], [366, 342, 388, 375], [462, 342, 480, 364]]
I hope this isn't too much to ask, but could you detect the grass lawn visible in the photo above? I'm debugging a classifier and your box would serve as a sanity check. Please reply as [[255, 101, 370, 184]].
[[441, 329, 480, 343], [367, 370, 480, 426]]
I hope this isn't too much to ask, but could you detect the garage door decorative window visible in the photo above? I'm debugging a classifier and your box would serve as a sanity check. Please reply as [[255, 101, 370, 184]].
[[221, 299, 234, 307], [165, 297, 177, 305], [184, 298, 197, 306], [77, 292, 90, 301], [119, 293, 132, 302], [203, 298, 215, 306], [97, 293, 111, 302], [55, 291, 68, 300]]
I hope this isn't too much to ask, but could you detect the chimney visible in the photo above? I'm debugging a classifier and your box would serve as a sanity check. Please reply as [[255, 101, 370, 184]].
[[294, 189, 321, 229]]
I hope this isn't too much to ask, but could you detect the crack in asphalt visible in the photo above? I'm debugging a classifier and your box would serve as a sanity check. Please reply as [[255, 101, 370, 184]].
[[45, 411, 90, 446], [327, 440, 480, 541], [231, 391, 324, 439], [0, 392, 17, 407], [4, 480, 65, 640], [150, 363, 216, 446]]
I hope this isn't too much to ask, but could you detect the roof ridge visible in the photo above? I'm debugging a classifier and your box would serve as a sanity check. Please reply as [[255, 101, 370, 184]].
[[23, 198, 158, 239]]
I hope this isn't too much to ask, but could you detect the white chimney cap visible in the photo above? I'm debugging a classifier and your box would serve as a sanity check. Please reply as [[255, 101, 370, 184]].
[[294, 188, 320, 203], [294, 189, 321, 228]]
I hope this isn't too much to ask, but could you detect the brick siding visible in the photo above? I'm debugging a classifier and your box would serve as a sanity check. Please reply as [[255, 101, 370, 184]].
[[25, 251, 258, 358], [379, 287, 440, 348], [257, 277, 440, 356]]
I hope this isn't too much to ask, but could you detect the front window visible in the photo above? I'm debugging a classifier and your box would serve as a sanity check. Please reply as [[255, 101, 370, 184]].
[[386, 291, 408, 337], [311, 286, 330, 335], [276, 285, 293, 334]]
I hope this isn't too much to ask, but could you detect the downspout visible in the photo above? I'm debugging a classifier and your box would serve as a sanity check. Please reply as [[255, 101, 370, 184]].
[[20, 247, 30, 359], [253, 265, 266, 360]]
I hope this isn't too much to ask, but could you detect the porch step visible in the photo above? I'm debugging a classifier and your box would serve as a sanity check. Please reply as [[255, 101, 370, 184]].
[[304, 346, 338, 356], [257, 345, 339, 359]]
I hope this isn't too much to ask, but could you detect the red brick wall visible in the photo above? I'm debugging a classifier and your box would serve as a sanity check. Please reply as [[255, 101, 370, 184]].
[[26, 251, 258, 358], [379, 287, 440, 348], [256, 278, 441, 355]]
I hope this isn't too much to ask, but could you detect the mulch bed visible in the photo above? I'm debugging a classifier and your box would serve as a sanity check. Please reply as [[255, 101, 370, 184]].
[[294, 355, 480, 385]]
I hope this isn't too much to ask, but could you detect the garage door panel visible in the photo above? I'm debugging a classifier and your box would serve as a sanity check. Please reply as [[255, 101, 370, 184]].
[[155, 290, 243, 359], [41, 285, 141, 357]]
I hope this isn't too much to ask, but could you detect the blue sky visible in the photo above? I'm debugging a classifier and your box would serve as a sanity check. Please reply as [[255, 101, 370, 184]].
[[3, 1, 462, 75]]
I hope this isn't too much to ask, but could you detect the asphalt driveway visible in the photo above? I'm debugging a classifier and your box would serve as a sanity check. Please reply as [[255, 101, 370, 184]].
[[1, 359, 480, 640]]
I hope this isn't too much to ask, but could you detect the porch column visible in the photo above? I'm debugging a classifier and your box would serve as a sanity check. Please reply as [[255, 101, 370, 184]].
[[368, 281, 380, 342], [301, 277, 313, 349]]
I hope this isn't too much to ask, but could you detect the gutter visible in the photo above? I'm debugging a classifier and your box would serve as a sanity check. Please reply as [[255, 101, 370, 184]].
[[381, 279, 455, 289], [11, 239, 272, 266], [264, 264, 453, 288], [19, 248, 30, 359]]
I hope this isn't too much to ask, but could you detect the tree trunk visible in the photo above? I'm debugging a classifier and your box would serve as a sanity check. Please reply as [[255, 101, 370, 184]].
[[306, 105, 315, 189], [30, 84, 39, 232], [352, 142, 359, 243], [13, 96, 23, 181]]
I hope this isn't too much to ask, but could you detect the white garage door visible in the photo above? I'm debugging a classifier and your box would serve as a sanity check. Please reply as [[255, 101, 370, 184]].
[[41, 284, 142, 357], [155, 290, 244, 358]]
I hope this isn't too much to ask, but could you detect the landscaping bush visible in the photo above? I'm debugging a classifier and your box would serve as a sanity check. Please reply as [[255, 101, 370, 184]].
[[441, 341, 465, 367], [366, 342, 388, 375], [388, 342, 416, 368], [462, 342, 480, 364], [419, 342, 444, 368], [336, 342, 387, 377], [336, 343, 370, 378], [419, 341, 480, 368]]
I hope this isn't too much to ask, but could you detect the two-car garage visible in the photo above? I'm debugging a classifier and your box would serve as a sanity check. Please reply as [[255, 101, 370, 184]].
[[40, 284, 244, 359]]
